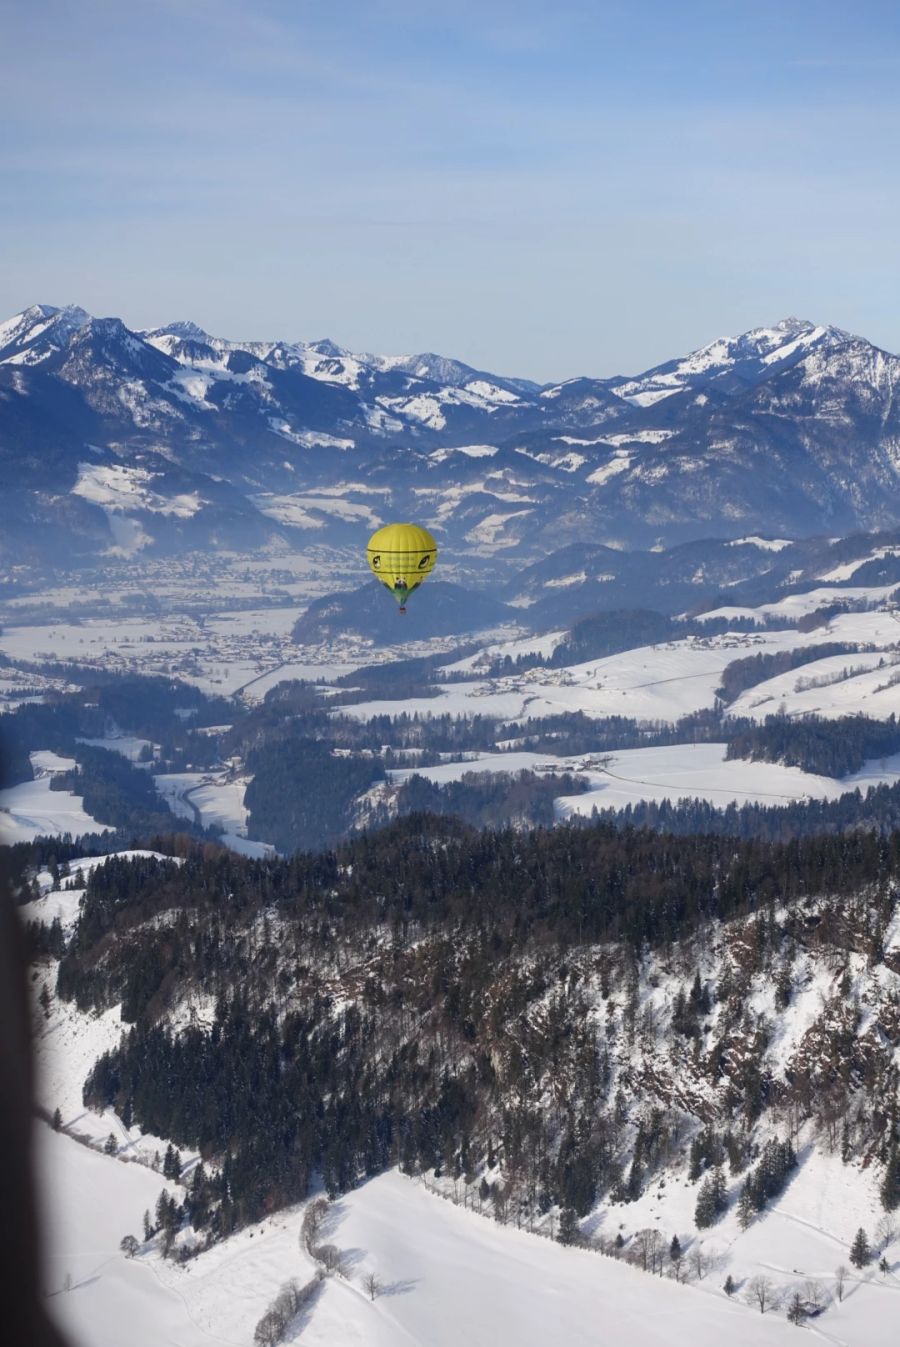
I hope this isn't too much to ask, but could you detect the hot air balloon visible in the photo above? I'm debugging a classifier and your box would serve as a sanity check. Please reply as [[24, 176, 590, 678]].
[[366, 522, 437, 613]]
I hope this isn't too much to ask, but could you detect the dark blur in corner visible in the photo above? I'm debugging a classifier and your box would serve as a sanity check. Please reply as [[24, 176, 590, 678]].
[[0, 778, 70, 1346]]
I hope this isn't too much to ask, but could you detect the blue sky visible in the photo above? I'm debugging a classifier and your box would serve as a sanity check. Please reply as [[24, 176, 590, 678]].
[[2, 0, 899, 379]]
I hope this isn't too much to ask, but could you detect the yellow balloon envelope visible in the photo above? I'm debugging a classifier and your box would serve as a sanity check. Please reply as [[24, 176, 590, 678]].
[[367, 522, 438, 611]]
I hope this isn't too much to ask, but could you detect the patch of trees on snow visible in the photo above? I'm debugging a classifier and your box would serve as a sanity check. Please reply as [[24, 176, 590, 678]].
[[726, 713, 900, 778]]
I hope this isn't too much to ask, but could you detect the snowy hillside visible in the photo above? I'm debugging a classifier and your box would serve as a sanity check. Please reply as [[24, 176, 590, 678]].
[[341, 603, 900, 727], [41, 1131, 895, 1347], [0, 751, 110, 845], [387, 742, 900, 816], [28, 841, 900, 1347]]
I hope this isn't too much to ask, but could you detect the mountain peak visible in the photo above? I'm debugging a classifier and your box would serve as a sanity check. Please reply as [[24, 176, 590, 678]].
[[145, 319, 211, 343], [0, 302, 91, 362], [24, 302, 60, 320], [305, 338, 346, 358], [774, 315, 814, 332]]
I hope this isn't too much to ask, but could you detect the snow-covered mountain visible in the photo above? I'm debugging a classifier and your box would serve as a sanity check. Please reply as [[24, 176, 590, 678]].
[[4, 304, 900, 574], [608, 317, 852, 405]]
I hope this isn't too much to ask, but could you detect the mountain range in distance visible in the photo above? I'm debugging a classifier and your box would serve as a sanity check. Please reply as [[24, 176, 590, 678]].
[[3, 304, 900, 578]]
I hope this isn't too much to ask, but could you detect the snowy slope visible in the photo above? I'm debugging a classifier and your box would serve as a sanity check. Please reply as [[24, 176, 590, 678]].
[[341, 624, 900, 726], [389, 744, 900, 815], [0, 752, 110, 845], [153, 772, 273, 858], [20, 850, 171, 939], [29, 846, 900, 1347], [31, 1129, 801, 1347], [39, 1135, 898, 1347]]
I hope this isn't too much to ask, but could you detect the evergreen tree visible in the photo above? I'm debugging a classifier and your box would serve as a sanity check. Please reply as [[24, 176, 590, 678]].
[[787, 1291, 806, 1325], [104, 1133, 117, 1156], [557, 1206, 581, 1245], [850, 1228, 871, 1269], [695, 1168, 727, 1229], [737, 1186, 755, 1231], [52, 1107, 62, 1131], [724, 1273, 735, 1296], [881, 1150, 900, 1211]]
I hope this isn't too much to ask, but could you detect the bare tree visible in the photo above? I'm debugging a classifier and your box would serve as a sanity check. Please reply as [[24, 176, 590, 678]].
[[301, 1197, 329, 1254], [119, 1234, 139, 1259], [362, 1270, 383, 1301], [253, 1309, 286, 1347], [633, 1228, 665, 1274], [689, 1242, 709, 1281], [834, 1264, 849, 1302], [271, 1279, 301, 1323], [876, 1214, 898, 1251], [805, 1278, 827, 1311], [314, 1243, 350, 1278], [747, 1274, 774, 1314]]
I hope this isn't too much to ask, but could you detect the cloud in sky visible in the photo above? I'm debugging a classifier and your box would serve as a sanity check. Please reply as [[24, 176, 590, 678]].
[[1, 0, 899, 379]]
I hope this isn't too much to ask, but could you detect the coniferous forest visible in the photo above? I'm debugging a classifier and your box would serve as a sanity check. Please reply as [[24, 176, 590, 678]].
[[38, 815, 900, 1240]]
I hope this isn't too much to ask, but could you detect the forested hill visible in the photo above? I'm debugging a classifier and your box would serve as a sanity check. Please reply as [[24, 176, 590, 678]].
[[36, 815, 900, 1243]]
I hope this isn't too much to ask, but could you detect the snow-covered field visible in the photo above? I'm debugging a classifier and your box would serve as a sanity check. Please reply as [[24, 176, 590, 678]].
[[0, 605, 480, 701], [76, 733, 156, 762], [0, 608, 366, 699], [388, 743, 900, 814], [342, 619, 900, 726], [0, 751, 109, 845], [153, 772, 273, 857], [38, 1128, 897, 1347]]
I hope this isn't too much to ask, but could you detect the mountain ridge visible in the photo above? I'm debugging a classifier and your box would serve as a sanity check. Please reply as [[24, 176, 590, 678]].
[[3, 304, 900, 576]]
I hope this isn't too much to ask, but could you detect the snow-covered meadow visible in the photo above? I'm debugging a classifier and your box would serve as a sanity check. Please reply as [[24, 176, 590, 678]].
[[342, 613, 900, 727], [153, 771, 273, 858], [388, 742, 900, 815], [0, 751, 109, 846], [38, 1122, 899, 1347]]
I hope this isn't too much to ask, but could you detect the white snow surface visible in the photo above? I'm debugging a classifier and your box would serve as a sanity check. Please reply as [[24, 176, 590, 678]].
[[154, 771, 274, 857], [337, 632, 812, 725], [73, 463, 203, 519], [40, 1137, 898, 1347], [341, 609, 900, 726], [389, 743, 900, 814], [76, 733, 156, 762], [20, 851, 172, 936], [727, 537, 794, 552], [0, 752, 110, 845]]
